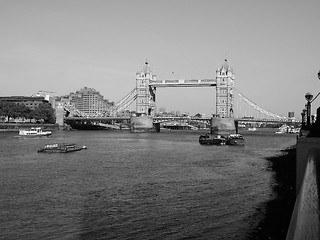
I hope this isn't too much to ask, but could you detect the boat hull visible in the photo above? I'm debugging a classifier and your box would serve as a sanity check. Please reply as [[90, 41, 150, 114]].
[[38, 143, 87, 153], [226, 138, 245, 146], [38, 148, 83, 153], [199, 134, 226, 145], [19, 132, 52, 136], [199, 133, 245, 146], [225, 134, 245, 146]]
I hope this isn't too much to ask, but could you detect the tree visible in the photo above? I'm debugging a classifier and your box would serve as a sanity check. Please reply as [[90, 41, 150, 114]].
[[0, 101, 17, 122], [0, 101, 56, 124], [34, 103, 56, 124], [19, 105, 35, 122]]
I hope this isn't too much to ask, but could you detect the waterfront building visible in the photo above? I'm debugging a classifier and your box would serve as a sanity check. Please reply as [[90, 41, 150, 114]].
[[72, 87, 113, 116], [35, 91, 55, 108], [0, 96, 49, 110]]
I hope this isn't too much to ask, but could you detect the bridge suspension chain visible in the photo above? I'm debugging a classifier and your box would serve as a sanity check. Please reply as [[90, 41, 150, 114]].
[[234, 88, 287, 121], [62, 102, 88, 117], [105, 88, 137, 116]]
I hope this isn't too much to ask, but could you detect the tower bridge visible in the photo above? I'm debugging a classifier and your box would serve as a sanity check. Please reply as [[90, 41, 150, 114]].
[[62, 59, 290, 131], [134, 60, 235, 119]]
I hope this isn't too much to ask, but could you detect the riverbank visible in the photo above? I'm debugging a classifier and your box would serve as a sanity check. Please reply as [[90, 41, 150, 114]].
[[0, 123, 59, 131], [249, 146, 296, 239]]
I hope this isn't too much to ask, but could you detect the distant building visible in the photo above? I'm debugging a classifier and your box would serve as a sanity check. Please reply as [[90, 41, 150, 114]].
[[158, 107, 166, 113], [0, 96, 48, 110], [288, 111, 296, 122], [288, 112, 294, 118], [71, 87, 113, 116], [35, 91, 55, 108]]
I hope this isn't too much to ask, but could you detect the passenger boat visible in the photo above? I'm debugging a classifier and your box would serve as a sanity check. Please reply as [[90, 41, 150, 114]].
[[19, 127, 52, 136], [226, 134, 245, 146], [38, 143, 87, 153], [199, 134, 227, 145]]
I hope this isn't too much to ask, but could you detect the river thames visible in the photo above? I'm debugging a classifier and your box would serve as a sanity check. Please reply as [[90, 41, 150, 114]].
[[0, 129, 297, 239]]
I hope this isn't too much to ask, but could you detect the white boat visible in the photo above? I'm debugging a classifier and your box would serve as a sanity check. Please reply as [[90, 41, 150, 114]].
[[275, 125, 289, 134], [248, 127, 257, 131], [275, 125, 300, 134], [19, 127, 52, 136]]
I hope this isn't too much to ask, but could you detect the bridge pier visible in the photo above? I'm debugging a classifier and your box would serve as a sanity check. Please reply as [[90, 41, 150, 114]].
[[55, 102, 65, 129], [210, 117, 237, 135], [130, 115, 155, 132]]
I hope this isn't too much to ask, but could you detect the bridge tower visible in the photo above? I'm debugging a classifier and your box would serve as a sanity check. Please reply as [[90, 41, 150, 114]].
[[215, 59, 235, 118], [135, 61, 157, 116]]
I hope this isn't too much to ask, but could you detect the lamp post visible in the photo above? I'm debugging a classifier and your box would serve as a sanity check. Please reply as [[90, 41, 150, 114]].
[[305, 92, 314, 128], [301, 108, 307, 128]]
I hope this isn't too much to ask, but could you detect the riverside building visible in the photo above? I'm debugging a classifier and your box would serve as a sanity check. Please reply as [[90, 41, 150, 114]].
[[0, 96, 49, 110], [71, 87, 113, 116]]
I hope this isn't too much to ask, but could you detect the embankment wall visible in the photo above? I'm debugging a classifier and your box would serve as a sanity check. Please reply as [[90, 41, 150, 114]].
[[0, 123, 59, 131]]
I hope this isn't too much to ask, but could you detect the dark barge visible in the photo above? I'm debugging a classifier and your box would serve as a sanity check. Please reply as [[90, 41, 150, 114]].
[[38, 143, 87, 153], [199, 133, 245, 146]]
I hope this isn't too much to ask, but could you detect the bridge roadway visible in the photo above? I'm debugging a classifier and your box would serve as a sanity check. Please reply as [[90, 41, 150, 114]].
[[64, 116, 292, 124], [64, 116, 210, 124]]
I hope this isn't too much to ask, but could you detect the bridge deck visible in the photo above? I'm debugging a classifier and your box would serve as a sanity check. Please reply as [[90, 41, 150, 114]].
[[150, 79, 216, 87], [64, 116, 292, 123]]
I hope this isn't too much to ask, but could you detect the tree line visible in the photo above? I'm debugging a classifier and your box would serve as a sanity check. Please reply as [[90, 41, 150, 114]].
[[0, 101, 56, 124]]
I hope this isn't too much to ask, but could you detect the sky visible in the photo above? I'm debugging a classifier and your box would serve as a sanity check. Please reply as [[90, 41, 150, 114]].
[[0, 0, 320, 118]]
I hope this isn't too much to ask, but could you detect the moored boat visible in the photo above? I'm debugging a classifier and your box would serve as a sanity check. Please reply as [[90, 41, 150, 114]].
[[199, 134, 227, 145], [19, 127, 52, 136], [38, 143, 87, 153], [199, 133, 245, 146], [226, 134, 245, 146], [275, 124, 300, 134]]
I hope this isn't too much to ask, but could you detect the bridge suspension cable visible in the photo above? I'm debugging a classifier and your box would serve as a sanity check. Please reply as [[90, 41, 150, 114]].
[[62, 88, 137, 117], [105, 88, 137, 116], [234, 88, 287, 121], [62, 83, 287, 121], [114, 88, 136, 108]]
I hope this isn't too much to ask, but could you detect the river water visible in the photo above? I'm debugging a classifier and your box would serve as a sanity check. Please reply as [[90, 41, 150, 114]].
[[0, 129, 297, 240]]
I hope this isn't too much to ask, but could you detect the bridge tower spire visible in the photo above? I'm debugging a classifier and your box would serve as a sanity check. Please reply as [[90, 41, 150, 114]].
[[215, 59, 235, 118], [135, 61, 157, 116]]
